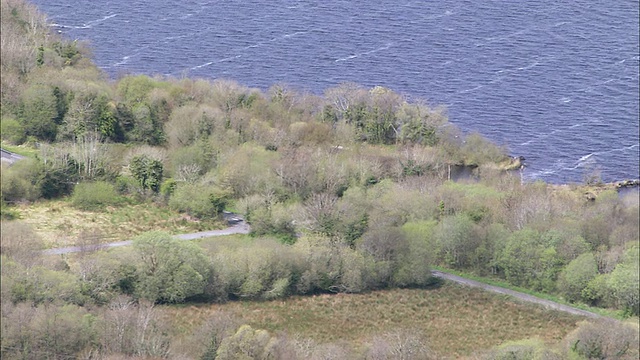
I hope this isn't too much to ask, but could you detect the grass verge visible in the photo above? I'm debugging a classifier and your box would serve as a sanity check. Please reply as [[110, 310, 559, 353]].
[[0, 141, 39, 157], [432, 265, 623, 319]]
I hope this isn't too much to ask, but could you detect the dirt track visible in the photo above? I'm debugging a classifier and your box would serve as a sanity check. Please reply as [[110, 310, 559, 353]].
[[431, 270, 602, 319]]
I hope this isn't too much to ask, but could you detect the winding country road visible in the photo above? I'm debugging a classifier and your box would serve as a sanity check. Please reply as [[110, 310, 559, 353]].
[[0, 148, 26, 165], [39, 216, 605, 319]]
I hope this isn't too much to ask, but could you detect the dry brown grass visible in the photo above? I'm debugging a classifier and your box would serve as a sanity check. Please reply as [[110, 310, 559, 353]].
[[14, 199, 221, 248], [161, 282, 582, 358]]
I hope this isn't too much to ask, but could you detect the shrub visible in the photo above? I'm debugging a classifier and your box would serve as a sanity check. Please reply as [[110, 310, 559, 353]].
[[564, 320, 639, 360], [0, 117, 26, 144], [0, 159, 42, 203], [0, 221, 44, 261], [71, 181, 119, 210], [169, 183, 228, 219]]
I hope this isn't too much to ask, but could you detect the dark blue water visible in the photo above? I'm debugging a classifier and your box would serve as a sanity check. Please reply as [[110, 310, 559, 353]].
[[33, 0, 639, 184]]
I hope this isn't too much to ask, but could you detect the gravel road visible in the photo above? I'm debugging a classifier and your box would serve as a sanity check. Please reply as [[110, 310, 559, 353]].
[[41, 221, 249, 255], [431, 270, 602, 319]]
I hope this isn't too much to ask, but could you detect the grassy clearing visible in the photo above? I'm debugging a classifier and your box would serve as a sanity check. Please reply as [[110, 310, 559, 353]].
[[14, 199, 223, 248], [432, 266, 623, 319], [0, 141, 39, 157], [162, 282, 581, 358]]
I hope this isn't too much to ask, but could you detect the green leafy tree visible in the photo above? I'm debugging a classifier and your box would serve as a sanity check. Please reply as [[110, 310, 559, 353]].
[[133, 231, 211, 303], [129, 155, 163, 192], [607, 246, 639, 316], [557, 253, 598, 303], [498, 228, 563, 291], [19, 84, 58, 140]]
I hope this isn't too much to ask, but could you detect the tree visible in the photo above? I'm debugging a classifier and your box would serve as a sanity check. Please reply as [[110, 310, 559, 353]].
[[129, 155, 163, 193], [19, 84, 58, 140], [606, 246, 639, 316], [60, 92, 115, 140], [557, 253, 598, 303], [434, 214, 477, 268], [498, 228, 563, 291], [133, 231, 211, 303]]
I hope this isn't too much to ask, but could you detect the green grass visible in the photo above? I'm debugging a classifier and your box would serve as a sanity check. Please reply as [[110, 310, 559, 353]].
[[161, 283, 582, 358], [0, 141, 39, 158], [431, 265, 623, 319], [14, 198, 225, 248]]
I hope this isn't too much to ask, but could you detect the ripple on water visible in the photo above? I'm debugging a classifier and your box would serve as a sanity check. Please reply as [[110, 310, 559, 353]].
[[30, 0, 640, 183]]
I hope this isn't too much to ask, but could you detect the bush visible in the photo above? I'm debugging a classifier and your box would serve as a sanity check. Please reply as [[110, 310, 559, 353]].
[[0, 117, 26, 144], [168, 183, 228, 219], [71, 181, 120, 210], [0, 159, 42, 203], [564, 320, 639, 360], [0, 221, 44, 261]]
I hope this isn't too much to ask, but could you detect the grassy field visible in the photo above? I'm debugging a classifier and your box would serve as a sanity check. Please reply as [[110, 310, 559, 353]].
[[14, 199, 222, 248], [163, 282, 582, 358]]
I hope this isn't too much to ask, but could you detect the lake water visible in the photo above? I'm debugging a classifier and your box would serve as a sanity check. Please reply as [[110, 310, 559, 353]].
[[32, 0, 639, 184]]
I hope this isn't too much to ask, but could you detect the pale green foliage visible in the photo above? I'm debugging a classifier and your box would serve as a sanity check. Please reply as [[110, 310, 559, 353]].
[[439, 181, 504, 223], [0, 159, 42, 203], [71, 181, 119, 210], [460, 132, 508, 165], [117, 75, 165, 105], [434, 214, 477, 268], [394, 225, 433, 287], [211, 238, 294, 299], [169, 141, 215, 182], [499, 228, 563, 292], [169, 183, 228, 219], [216, 325, 277, 360], [133, 231, 211, 303], [0, 117, 26, 144], [606, 246, 639, 315], [557, 253, 598, 303], [19, 84, 59, 140], [218, 143, 280, 197], [3, 258, 84, 305]]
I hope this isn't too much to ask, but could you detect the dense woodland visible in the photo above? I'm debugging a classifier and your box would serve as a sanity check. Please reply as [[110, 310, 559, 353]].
[[1, 0, 639, 359]]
